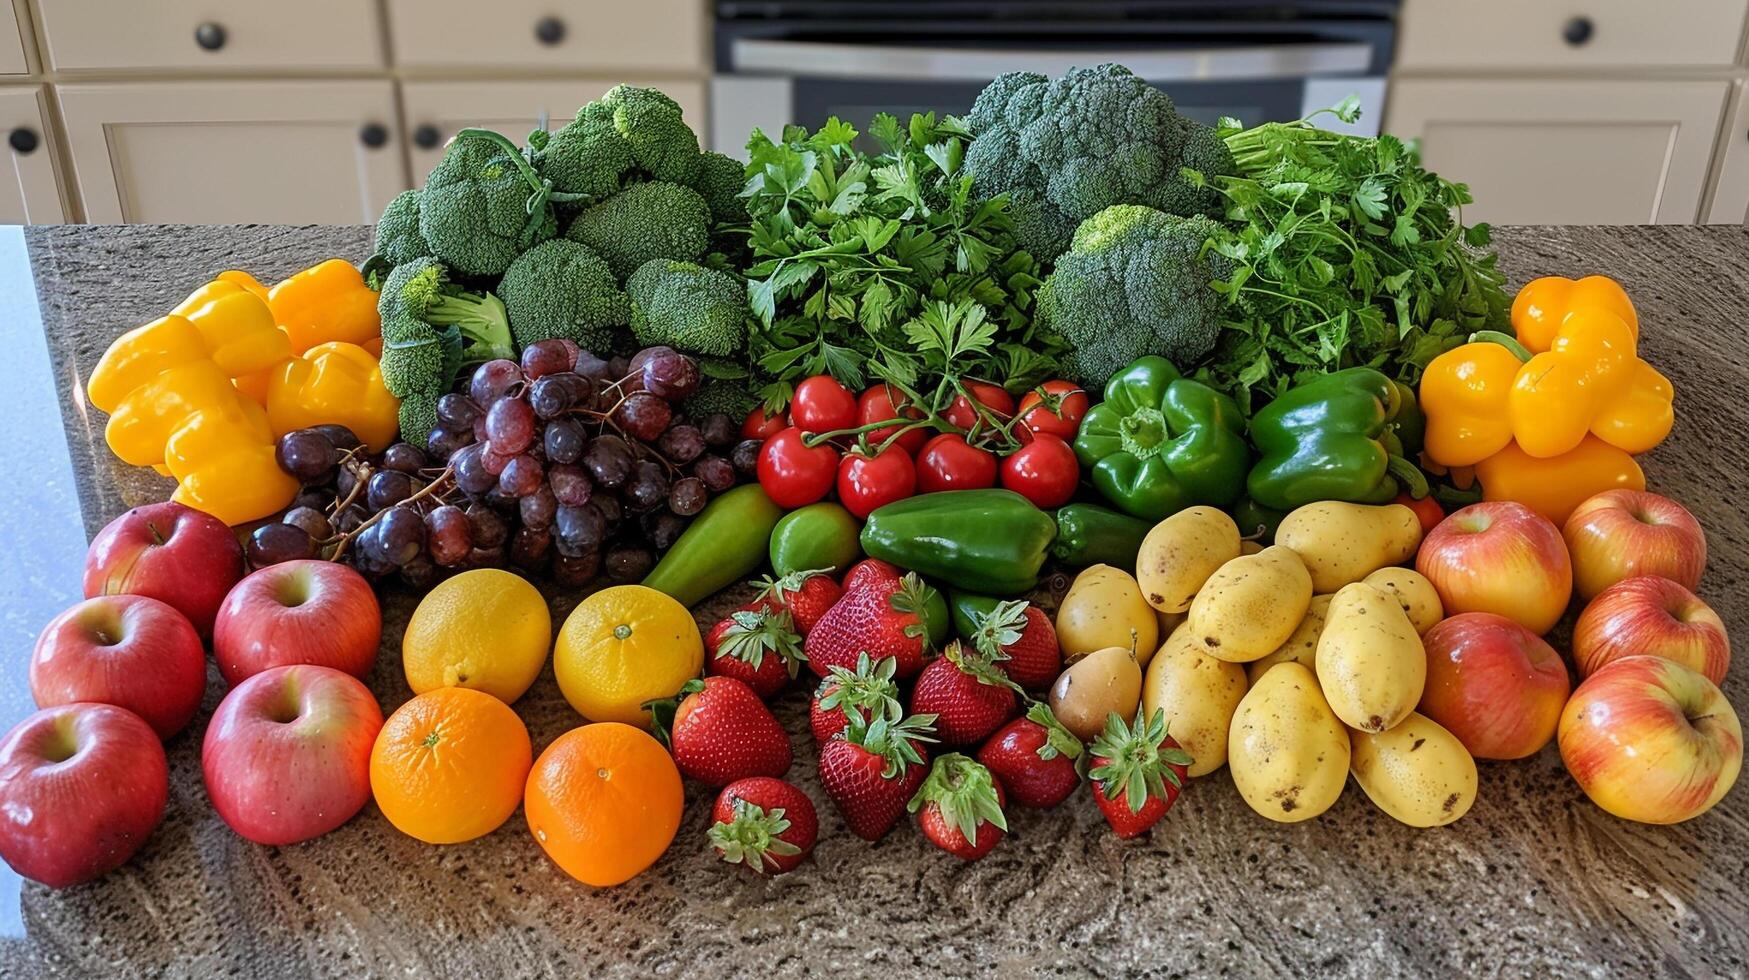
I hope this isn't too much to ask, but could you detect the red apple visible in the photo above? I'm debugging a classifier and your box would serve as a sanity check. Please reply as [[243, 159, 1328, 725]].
[[0, 703, 168, 887], [1559, 655, 1741, 824], [212, 559, 381, 687], [202, 664, 383, 845], [1563, 489, 1707, 600], [1418, 612, 1571, 759], [1572, 576, 1730, 685], [84, 501, 243, 639], [30, 595, 208, 740], [1416, 501, 1573, 635]]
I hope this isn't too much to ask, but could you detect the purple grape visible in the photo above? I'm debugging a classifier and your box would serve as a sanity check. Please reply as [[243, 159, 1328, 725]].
[[552, 550, 600, 588], [622, 460, 669, 512], [614, 393, 671, 442], [309, 424, 361, 452], [480, 446, 512, 476], [470, 359, 523, 405], [382, 443, 426, 474], [498, 454, 544, 497], [639, 351, 700, 401], [548, 463, 593, 507], [605, 355, 631, 381], [437, 393, 484, 431], [691, 455, 735, 492], [375, 508, 426, 566], [427, 425, 473, 460], [554, 504, 606, 556], [530, 373, 593, 419], [657, 424, 705, 463], [486, 397, 535, 453], [276, 430, 338, 483], [466, 544, 506, 568], [426, 504, 472, 566], [668, 477, 707, 517], [642, 510, 687, 549], [367, 470, 414, 511], [248, 523, 316, 567], [453, 444, 495, 495], [544, 418, 588, 465], [592, 496, 623, 531], [510, 526, 552, 571], [282, 506, 333, 541], [292, 488, 329, 512], [731, 439, 762, 478], [465, 504, 509, 549], [520, 485, 558, 530], [604, 545, 654, 582], [583, 436, 632, 488], [574, 351, 611, 385], [521, 339, 574, 379], [335, 505, 369, 534], [699, 413, 736, 448], [401, 556, 440, 590]]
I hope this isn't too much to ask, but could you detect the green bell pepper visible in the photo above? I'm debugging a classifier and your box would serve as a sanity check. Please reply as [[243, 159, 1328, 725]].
[[860, 489, 1057, 596], [1051, 503, 1152, 569], [1245, 367, 1430, 512], [1072, 356, 1250, 521], [1231, 497, 1287, 545]]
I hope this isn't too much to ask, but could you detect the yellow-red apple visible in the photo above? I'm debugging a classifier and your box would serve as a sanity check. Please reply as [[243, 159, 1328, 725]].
[[1573, 576, 1729, 684], [1419, 612, 1571, 759], [1563, 489, 1706, 600], [1416, 501, 1573, 635]]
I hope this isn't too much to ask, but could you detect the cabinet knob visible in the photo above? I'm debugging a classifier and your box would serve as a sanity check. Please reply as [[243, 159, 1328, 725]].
[[413, 124, 443, 150], [534, 16, 566, 46], [8, 127, 38, 154], [359, 123, 389, 150], [1562, 16, 1595, 47], [194, 22, 227, 51]]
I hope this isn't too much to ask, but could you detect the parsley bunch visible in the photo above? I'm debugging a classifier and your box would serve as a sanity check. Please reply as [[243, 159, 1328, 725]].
[[737, 112, 1059, 412]]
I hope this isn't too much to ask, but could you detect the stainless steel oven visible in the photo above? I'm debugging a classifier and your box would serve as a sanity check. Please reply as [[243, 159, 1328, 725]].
[[711, 1, 1399, 153]]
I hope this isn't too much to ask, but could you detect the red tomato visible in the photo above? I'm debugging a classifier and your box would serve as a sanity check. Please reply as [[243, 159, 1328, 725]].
[[1017, 381, 1090, 443], [791, 375, 858, 435], [856, 384, 928, 456], [758, 427, 840, 509], [1393, 491, 1445, 535], [915, 433, 997, 493], [837, 446, 917, 519], [1000, 433, 1079, 508], [944, 381, 1016, 433], [742, 406, 786, 441]]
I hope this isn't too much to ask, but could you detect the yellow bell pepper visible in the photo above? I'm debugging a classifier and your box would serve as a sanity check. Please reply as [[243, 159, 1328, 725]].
[[1418, 341, 1522, 467], [86, 315, 211, 414], [268, 259, 382, 355], [1511, 275, 1637, 353], [1471, 436, 1646, 525], [180, 290, 293, 379], [265, 342, 399, 451], [102, 359, 241, 468], [164, 398, 300, 526]]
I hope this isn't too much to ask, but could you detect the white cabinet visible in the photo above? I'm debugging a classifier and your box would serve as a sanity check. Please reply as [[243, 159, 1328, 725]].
[[56, 81, 407, 224], [386, 0, 707, 73], [0, 86, 65, 223], [34, 0, 382, 71], [1386, 79, 1729, 225]]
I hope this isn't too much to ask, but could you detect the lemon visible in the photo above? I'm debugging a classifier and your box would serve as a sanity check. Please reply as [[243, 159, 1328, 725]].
[[554, 585, 703, 726], [402, 569, 551, 704]]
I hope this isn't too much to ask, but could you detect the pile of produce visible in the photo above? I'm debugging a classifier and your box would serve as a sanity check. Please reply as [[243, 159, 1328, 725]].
[[4, 68, 1739, 896]]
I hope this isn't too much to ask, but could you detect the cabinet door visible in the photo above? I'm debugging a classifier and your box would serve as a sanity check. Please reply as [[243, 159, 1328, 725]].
[[401, 80, 707, 184], [0, 1, 27, 74], [35, 0, 382, 71], [386, 0, 706, 73], [0, 87, 66, 223], [1386, 79, 1728, 225], [1703, 81, 1749, 224], [56, 81, 407, 224]]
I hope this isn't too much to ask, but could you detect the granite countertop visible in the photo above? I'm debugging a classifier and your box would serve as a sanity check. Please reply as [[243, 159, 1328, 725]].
[[3, 224, 1748, 979]]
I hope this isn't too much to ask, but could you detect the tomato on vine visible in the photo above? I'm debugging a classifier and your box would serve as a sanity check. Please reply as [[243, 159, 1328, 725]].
[[1000, 433, 1078, 508], [1016, 381, 1089, 443], [915, 434, 997, 493], [837, 445, 917, 518], [791, 376, 857, 434], [758, 427, 839, 508], [857, 384, 929, 456], [742, 406, 787, 441], [944, 381, 1015, 433]]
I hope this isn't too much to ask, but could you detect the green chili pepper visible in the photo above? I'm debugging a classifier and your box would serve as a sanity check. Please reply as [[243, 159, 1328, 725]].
[[1051, 503, 1152, 569]]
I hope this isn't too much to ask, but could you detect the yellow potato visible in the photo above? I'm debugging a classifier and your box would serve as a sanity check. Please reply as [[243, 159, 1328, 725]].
[[1185, 545, 1312, 663], [1275, 502, 1422, 594], [1155, 608, 1185, 642], [1056, 565, 1158, 664], [1316, 582, 1426, 733], [1049, 645, 1141, 742], [1142, 624, 1248, 777], [1349, 712, 1478, 827], [1245, 594, 1333, 686], [1134, 506, 1241, 614], [1228, 662, 1350, 822], [1361, 567, 1444, 635]]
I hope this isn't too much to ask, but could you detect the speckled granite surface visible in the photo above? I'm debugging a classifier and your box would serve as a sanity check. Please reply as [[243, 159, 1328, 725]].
[[3, 224, 1747, 979]]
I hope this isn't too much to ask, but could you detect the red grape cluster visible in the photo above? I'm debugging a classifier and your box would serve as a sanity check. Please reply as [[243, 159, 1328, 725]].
[[258, 342, 745, 590]]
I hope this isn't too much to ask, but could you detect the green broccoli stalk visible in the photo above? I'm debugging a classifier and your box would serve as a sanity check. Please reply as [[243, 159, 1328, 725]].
[[362, 189, 428, 289], [499, 239, 631, 354], [1036, 205, 1234, 388], [377, 257, 514, 399], [418, 128, 589, 278], [565, 181, 712, 280], [625, 258, 747, 357]]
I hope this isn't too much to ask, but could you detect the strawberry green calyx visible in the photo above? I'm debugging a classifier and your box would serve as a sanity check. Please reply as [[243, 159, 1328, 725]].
[[944, 641, 1023, 694], [754, 567, 834, 604], [907, 752, 1008, 842], [1026, 701, 1086, 768], [843, 709, 938, 779], [709, 798, 803, 871], [643, 677, 707, 749], [972, 599, 1032, 661], [817, 652, 903, 727], [888, 572, 942, 644], [1088, 708, 1192, 814], [718, 608, 805, 677]]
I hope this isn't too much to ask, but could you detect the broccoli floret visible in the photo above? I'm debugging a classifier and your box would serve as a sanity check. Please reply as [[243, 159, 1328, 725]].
[[691, 151, 748, 226], [377, 257, 514, 398], [625, 259, 746, 357], [419, 129, 570, 277], [963, 64, 1233, 260], [536, 85, 706, 201], [537, 100, 634, 200], [605, 85, 702, 186], [683, 378, 758, 421], [565, 181, 711, 280], [1037, 205, 1234, 388], [499, 239, 632, 353], [362, 190, 429, 288], [395, 389, 441, 447]]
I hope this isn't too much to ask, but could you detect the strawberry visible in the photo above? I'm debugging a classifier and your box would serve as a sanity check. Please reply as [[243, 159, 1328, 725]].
[[1087, 707, 1192, 839], [810, 652, 902, 744], [751, 568, 842, 636], [977, 702, 1085, 809], [805, 569, 939, 680], [706, 606, 805, 699], [651, 677, 793, 787], [840, 557, 900, 594], [908, 753, 1008, 861], [708, 776, 818, 876], [816, 711, 937, 841], [969, 599, 1060, 690], [908, 641, 1021, 747]]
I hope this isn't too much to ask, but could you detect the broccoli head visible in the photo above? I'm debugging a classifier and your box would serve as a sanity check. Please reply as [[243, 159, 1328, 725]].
[[1037, 205, 1234, 388], [605, 85, 702, 186], [377, 257, 515, 398], [565, 181, 711, 280], [362, 189, 429, 288], [395, 389, 441, 447], [625, 258, 747, 357], [537, 100, 634, 201], [683, 378, 758, 421], [963, 64, 1234, 260], [499, 239, 631, 353], [419, 129, 569, 277], [536, 85, 706, 200], [691, 150, 749, 226]]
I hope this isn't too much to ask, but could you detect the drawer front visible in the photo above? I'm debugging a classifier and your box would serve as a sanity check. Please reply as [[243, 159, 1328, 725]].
[[401, 79, 708, 183], [36, 0, 383, 71], [58, 81, 407, 224], [0, 2, 27, 74], [387, 0, 706, 73], [0, 87, 66, 223], [1398, 0, 1749, 71]]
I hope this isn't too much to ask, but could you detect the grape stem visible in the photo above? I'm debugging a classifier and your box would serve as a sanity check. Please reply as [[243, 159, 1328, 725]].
[[328, 464, 456, 562]]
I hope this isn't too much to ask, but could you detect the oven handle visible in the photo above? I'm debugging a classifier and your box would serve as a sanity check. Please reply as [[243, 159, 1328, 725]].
[[727, 39, 1373, 81]]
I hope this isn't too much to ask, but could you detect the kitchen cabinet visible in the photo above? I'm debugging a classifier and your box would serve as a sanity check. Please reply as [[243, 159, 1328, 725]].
[[401, 80, 707, 182], [386, 0, 707, 74], [56, 81, 406, 224], [0, 1, 27, 75], [1387, 79, 1730, 225], [0, 86, 65, 223], [33, 0, 383, 72], [1398, 0, 1747, 72]]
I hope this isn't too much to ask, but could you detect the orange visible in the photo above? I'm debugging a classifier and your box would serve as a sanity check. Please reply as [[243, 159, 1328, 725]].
[[524, 722, 682, 887], [369, 687, 533, 845], [553, 585, 703, 726]]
